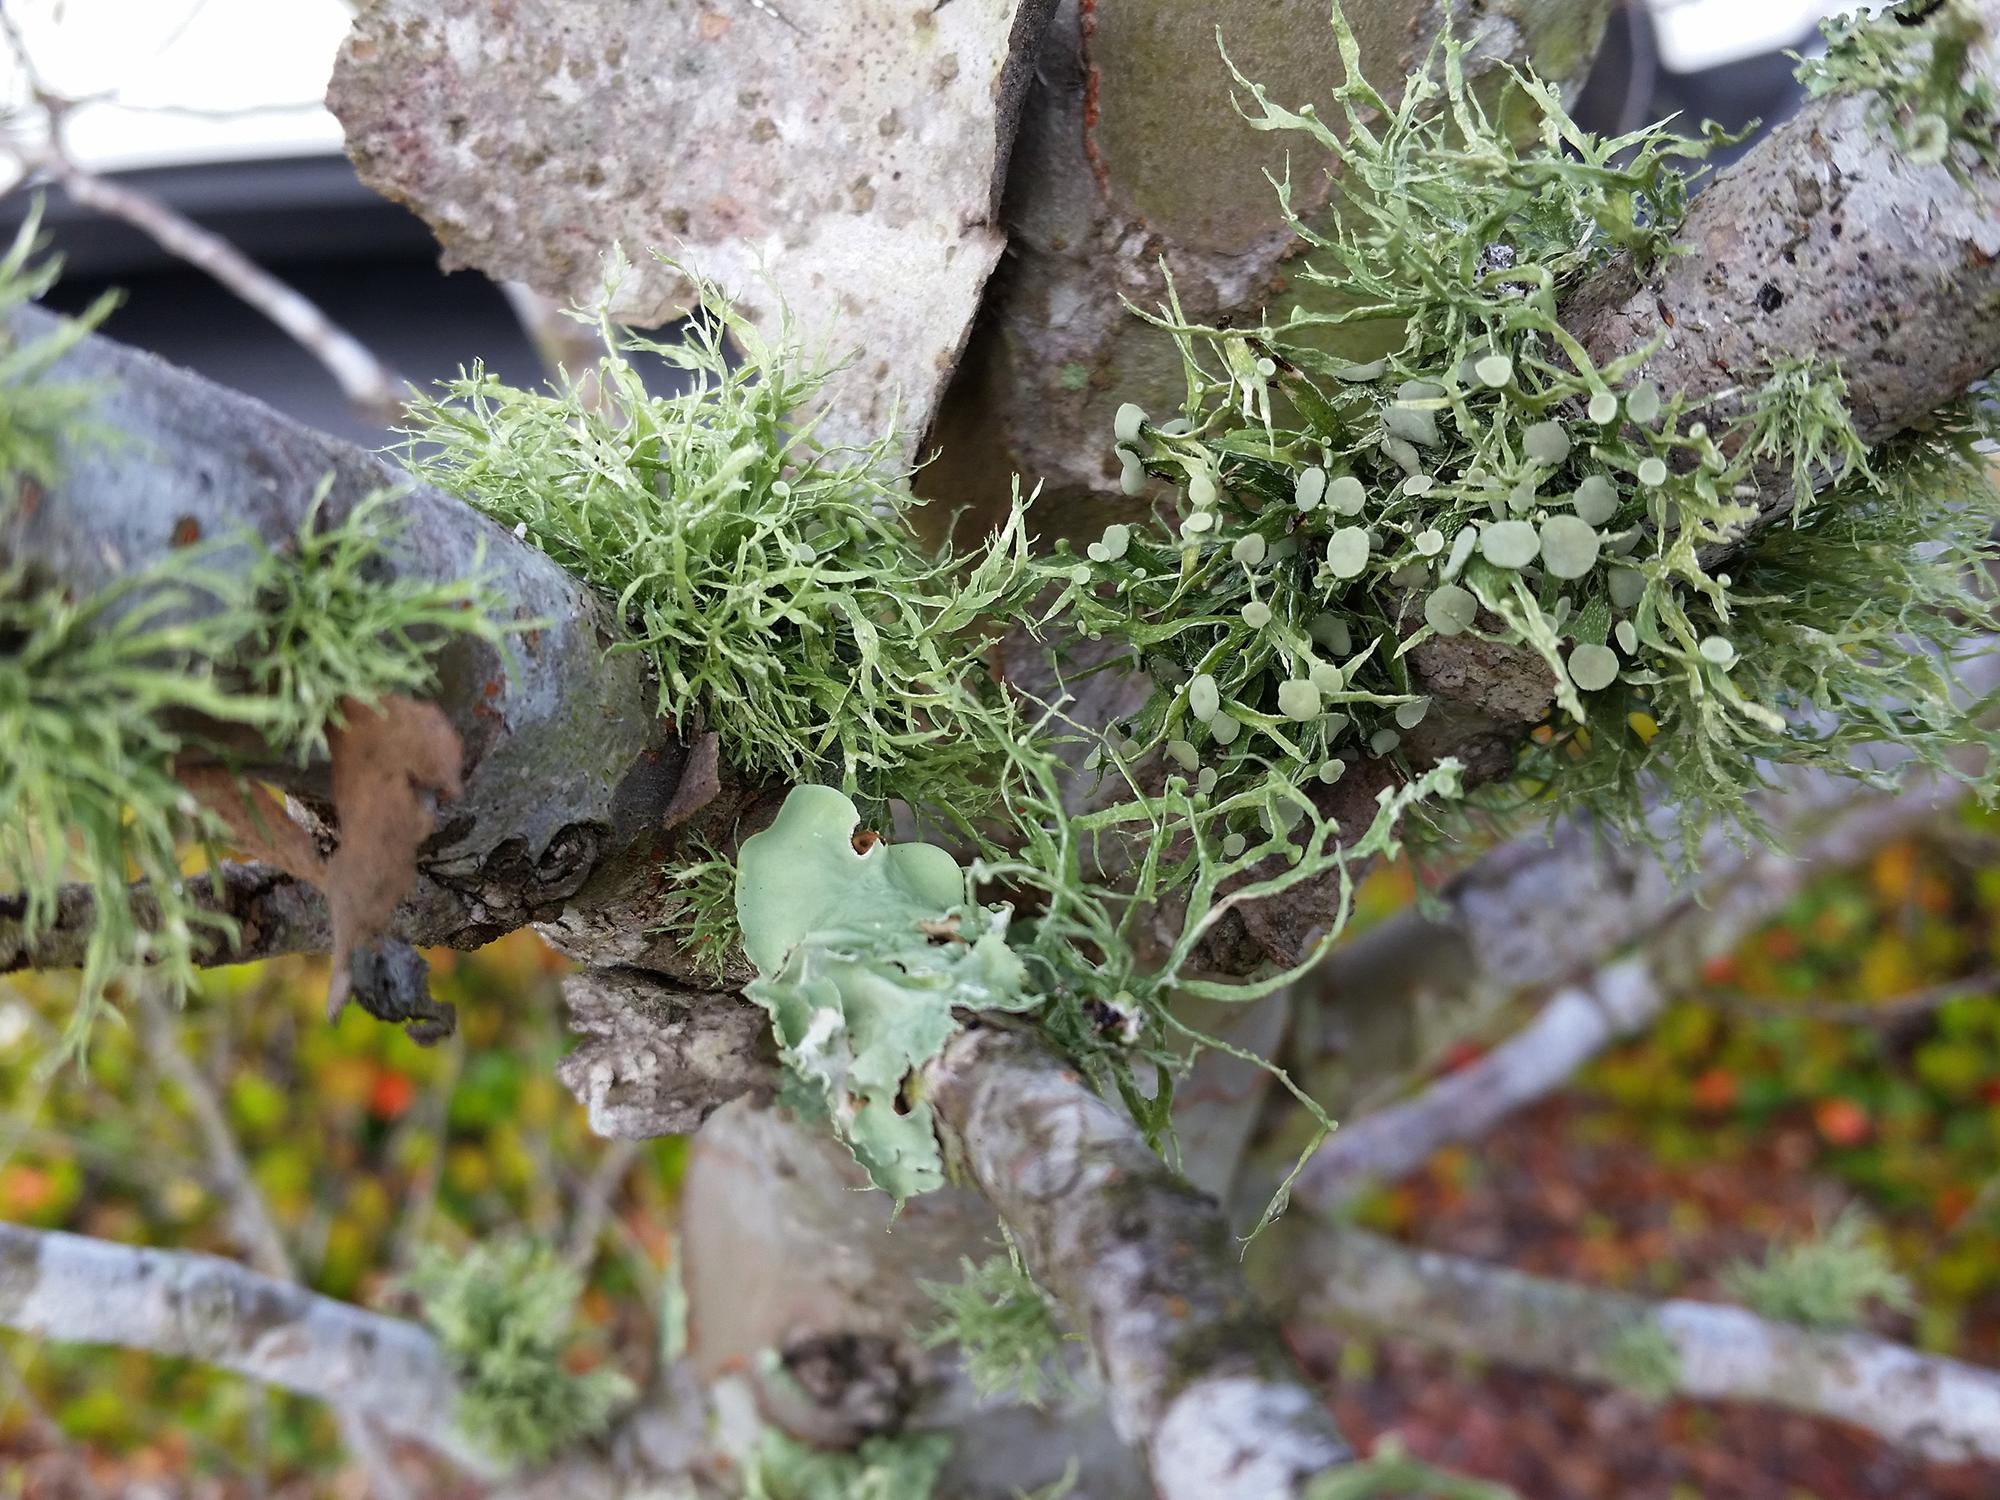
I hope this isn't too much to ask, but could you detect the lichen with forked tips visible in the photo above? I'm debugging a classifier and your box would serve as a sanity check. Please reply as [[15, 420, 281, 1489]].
[[416, 2, 2000, 1205]]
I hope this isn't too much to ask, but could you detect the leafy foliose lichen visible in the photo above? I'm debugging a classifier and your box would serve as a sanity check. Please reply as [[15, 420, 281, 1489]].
[[735, 784, 1037, 1198], [1795, 0, 2000, 176], [407, 1237, 635, 1465]]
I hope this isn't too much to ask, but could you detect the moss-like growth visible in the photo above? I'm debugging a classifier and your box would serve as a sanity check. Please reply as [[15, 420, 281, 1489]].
[[1603, 1319, 1682, 1402], [406, 1237, 634, 1465], [401, 256, 1036, 824], [920, 1248, 1069, 1407], [1304, 1436, 1515, 1498], [746, 1426, 953, 1500]]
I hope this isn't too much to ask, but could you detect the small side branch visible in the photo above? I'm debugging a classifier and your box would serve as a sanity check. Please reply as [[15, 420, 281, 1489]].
[[925, 1026, 1353, 1500], [0, 1222, 492, 1473], [1291, 1224, 2000, 1465], [1294, 785, 1956, 1211], [0, 863, 328, 976], [44, 163, 407, 423]]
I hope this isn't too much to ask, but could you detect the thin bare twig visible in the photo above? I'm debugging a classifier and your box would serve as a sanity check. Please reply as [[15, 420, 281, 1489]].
[[1291, 1223, 2000, 1465], [1294, 789, 1956, 1212], [0, 1221, 491, 1471], [0, 8, 407, 422], [1700, 971, 1999, 1031], [563, 1138, 640, 1273], [134, 982, 296, 1281], [40, 159, 407, 421]]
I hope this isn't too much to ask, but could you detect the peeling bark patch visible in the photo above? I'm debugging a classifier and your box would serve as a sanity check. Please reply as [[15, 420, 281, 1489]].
[[327, 0, 1059, 463]]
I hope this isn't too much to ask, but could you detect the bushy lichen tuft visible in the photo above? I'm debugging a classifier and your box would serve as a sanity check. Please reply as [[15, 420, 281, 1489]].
[[406, 1237, 635, 1465], [1795, 0, 2000, 176], [401, 255, 1036, 825], [1603, 1320, 1682, 1402], [746, 1426, 952, 1500], [921, 1248, 1069, 1407], [1720, 1208, 1915, 1330], [2, 516, 503, 1049]]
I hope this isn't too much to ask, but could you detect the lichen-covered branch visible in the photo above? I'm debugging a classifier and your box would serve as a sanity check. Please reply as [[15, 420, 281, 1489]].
[[1288, 1224, 2000, 1465], [1293, 784, 1956, 1210], [0, 1222, 491, 1472], [924, 1025, 1352, 1500], [1, 305, 690, 965], [1567, 0, 2000, 510], [0, 862, 328, 976]]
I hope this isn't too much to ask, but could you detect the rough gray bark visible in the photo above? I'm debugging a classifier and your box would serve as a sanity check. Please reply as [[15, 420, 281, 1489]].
[[0, 1222, 488, 1472], [327, 0, 1060, 465], [0, 304, 687, 957], [1289, 1224, 2000, 1465], [925, 1025, 1351, 1500], [1570, 16, 2000, 487], [558, 967, 777, 1138]]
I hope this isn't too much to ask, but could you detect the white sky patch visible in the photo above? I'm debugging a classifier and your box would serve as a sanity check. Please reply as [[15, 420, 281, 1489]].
[[1645, 0, 1868, 73], [0, 0, 348, 173]]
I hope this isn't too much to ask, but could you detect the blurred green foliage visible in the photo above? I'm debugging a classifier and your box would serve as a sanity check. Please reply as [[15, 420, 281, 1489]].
[[0, 933, 683, 1491]]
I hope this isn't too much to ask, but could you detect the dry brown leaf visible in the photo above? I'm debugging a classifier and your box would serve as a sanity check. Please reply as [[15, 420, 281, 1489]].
[[321, 695, 463, 1019], [180, 695, 463, 1023], [178, 767, 324, 883]]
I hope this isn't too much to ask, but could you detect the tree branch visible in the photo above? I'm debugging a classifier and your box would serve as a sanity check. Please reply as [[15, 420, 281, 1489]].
[[0, 1222, 492, 1472], [1, 304, 696, 969], [0, 862, 328, 976], [1292, 784, 1963, 1211], [924, 1025, 1352, 1500], [1288, 1224, 2000, 1465]]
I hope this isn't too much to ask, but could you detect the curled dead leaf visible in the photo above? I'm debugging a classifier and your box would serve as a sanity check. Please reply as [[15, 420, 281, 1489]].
[[182, 694, 464, 1036]]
